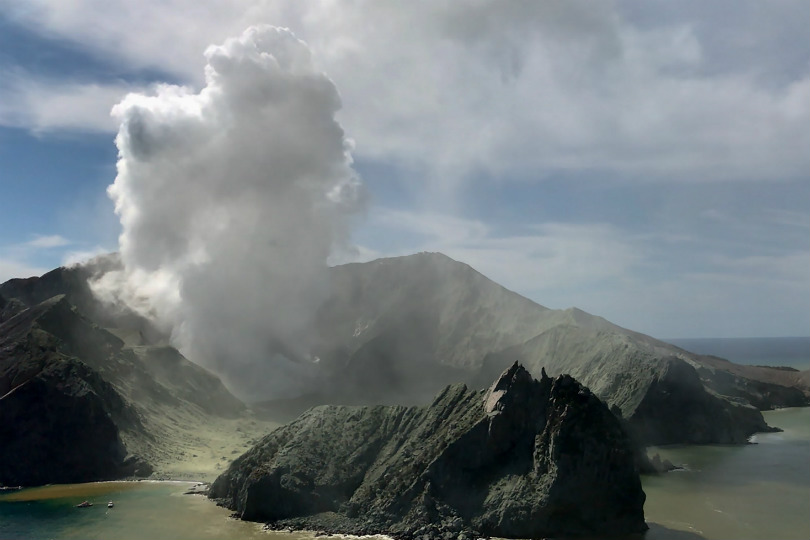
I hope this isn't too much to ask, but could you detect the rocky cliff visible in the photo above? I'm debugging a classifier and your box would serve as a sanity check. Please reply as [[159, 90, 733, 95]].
[[0, 356, 148, 486], [210, 363, 647, 539], [0, 297, 149, 485], [0, 263, 247, 486]]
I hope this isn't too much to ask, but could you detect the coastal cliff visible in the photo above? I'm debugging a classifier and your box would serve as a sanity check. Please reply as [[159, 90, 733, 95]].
[[0, 297, 148, 485], [210, 363, 647, 539], [0, 265, 247, 486]]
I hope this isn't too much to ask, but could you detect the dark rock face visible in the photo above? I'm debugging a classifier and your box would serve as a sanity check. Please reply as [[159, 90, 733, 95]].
[[0, 255, 164, 342], [0, 294, 151, 486], [0, 349, 143, 486], [0, 295, 27, 323], [628, 357, 775, 445], [210, 363, 647, 538], [0, 280, 242, 486]]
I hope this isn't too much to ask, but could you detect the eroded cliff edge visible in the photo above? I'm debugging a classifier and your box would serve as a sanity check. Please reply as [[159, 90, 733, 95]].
[[210, 363, 647, 539]]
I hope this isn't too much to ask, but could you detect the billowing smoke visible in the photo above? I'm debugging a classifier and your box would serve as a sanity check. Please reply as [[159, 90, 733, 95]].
[[93, 26, 364, 400]]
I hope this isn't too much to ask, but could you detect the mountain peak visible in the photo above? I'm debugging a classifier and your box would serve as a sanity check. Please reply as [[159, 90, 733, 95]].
[[484, 361, 536, 414]]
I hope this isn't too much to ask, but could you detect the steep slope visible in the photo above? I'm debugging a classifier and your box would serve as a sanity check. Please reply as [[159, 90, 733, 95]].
[[690, 354, 810, 407], [0, 297, 149, 485], [315, 253, 557, 366], [314, 253, 614, 404], [311, 253, 807, 443], [0, 279, 248, 485], [0, 359, 142, 486], [5, 252, 804, 456], [4, 294, 244, 419], [477, 325, 776, 444], [210, 364, 647, 539], [0, 255, 162, 341]]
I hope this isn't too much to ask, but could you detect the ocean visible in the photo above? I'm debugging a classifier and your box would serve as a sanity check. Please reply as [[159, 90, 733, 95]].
[[665, 336, 810, 371], [1, 337, 808, 540], [643, 407, 810, 539]]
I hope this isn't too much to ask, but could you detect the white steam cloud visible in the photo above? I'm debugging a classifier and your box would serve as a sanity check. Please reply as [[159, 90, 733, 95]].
[[94, 26, 364, 400]]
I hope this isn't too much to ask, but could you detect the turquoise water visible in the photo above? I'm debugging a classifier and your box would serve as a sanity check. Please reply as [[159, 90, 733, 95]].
[[665, 336, 810, 371]]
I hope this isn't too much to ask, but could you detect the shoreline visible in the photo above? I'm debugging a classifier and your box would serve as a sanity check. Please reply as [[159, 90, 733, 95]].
[[0, 479, 207, 503]]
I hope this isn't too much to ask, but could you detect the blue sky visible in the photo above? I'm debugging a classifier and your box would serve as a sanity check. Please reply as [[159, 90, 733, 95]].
[[0, 1, 808, 340]]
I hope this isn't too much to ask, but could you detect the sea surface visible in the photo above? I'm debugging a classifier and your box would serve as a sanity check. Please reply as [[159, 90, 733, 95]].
[[2, 337, 808, 540], [665, 336, 810, 371]]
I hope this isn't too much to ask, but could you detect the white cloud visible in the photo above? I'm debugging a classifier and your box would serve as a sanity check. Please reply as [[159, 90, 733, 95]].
[[0, 72, 134, 132], [26, 234, 70, 248], [698, 251, 810, 287], [1, 1, 806, 341], [2, 0, 807, 184], [0, 235, 75, 283], [764, 209, 810, 230], [587, 249, 810, 339], [362, 208, 642, 304], [0, 0, 256, 82]]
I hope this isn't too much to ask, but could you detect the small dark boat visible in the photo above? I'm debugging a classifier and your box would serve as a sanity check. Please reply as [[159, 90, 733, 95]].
[[76, 500, 93, 508]]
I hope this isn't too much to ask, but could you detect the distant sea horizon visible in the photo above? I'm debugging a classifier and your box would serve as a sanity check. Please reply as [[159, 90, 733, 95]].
[[663, 336, 810, 371]]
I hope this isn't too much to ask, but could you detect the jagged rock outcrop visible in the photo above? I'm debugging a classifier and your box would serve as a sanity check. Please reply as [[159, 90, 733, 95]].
[[210, 363, 647, 539], [3, 251, 802, 487]]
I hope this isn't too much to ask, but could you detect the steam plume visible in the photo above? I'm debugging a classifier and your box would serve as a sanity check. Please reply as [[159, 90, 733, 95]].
[[94, 26, 363, 400]]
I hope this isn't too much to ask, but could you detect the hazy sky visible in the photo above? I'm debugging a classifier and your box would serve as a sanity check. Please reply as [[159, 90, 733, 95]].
[[0, 0, 808, 340]]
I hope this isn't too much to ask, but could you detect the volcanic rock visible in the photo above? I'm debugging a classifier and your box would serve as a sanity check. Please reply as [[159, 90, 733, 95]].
[[0, 299, 144, 485], [209, 363, 647, 538], [1, 270, 245, 485], [310, 253, 806, 444]]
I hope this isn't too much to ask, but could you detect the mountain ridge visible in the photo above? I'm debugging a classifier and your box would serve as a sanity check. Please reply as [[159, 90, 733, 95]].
[[3, 250, 807, 476], [305, 252, 807, 445]]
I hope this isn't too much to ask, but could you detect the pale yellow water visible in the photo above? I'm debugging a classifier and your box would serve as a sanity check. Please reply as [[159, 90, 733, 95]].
[[643, 407, 810, 540]]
